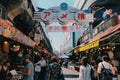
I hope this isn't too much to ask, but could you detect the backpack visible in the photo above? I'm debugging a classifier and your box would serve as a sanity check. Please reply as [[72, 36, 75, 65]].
[[100, 63, 113, 80], [49, 63, 61, 79]]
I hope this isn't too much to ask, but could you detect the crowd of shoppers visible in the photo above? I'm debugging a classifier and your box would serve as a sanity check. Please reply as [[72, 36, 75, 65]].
[[1, 48, 119, 80], [78, 53, 119, 80]]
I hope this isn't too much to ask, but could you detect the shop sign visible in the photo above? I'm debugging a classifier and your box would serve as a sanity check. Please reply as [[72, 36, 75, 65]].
[[0, 18, 35, 47], [3, 29, 11, 38], [79, 40, 99, 52], [34, 33, 43, 45], [34, 10, 93, 24], [0, 27, 4, 35], [46, 25, 81, 32], [74, 48, 79, 53], [33, 3, 94, 24]]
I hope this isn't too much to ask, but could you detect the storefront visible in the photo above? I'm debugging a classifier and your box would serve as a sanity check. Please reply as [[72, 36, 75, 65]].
[[0, 18, 36, 64], [74, 23, 120, 62]]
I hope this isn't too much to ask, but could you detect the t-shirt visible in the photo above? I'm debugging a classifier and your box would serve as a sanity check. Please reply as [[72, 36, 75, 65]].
[[79, 64, 91, 80], [39, 60, 47, 67], [23, 62, 34, 80], [97, 61, 113, 74], [35, 61, 41, 72]]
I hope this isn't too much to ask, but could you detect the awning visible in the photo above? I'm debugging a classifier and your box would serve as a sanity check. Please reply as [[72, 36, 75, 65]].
[[89, 24, 120, 43], [101, 24, 120, 38], [74, 24, 120, 53], [89, 32, 104, 42]]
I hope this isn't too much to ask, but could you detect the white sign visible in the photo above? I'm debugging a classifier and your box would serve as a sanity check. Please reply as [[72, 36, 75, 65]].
[[34, 11, 93, 24], [41, 10, 53, 21], [46, 25, 82, 32], [34, 33, 43, 45], [33, 3, 94, 25]]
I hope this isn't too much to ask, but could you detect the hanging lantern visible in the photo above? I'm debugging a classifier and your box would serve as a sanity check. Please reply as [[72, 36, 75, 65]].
[[3, 41, 9, 53]]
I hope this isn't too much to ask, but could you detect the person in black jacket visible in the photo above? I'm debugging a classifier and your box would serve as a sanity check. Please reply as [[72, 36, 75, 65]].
[[0, 60, 10, 80]]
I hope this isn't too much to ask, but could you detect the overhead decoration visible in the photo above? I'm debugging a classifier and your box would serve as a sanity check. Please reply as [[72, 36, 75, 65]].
[[46, 25, 82, 32], [33, 3, 94, 25]]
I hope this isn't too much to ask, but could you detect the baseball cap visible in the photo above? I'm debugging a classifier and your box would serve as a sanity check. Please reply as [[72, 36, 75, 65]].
[[23, 54, 31, 60]]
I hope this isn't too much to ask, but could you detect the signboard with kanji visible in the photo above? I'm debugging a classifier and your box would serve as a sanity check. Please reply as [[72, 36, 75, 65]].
[[46, 25, 82, 32], [0, 18, 36, 47], [33, 3, 94, 24]]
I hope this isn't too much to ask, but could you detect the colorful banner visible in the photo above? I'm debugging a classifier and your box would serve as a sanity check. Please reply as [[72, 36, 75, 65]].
[[0, 18, 35, 47]]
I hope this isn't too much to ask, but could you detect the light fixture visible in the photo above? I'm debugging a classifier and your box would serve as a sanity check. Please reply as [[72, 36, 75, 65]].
[[103, 47, 105, 49], [106, 46, 109, 49]]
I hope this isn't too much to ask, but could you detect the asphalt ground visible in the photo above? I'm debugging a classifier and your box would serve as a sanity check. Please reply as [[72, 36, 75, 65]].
[[62, 67, 80, 80]]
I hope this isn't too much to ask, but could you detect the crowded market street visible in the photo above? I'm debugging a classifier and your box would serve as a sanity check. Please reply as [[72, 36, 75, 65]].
[[0, 0, 120, 80]]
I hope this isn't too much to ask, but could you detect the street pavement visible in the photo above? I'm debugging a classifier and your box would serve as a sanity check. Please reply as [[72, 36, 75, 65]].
[[62, 67, 79, 80]]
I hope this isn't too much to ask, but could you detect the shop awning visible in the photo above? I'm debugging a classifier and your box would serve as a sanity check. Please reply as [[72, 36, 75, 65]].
[[74, 24, 120, 53], [101, 24, 120, 38], [89, 32, 104, 43], [89, 24, 120, 43]]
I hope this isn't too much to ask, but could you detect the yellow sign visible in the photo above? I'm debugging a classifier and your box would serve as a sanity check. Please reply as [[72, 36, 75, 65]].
[[79, 40, 99, 51], [74, 48, 79, 53], [74, 40, 99, 53]]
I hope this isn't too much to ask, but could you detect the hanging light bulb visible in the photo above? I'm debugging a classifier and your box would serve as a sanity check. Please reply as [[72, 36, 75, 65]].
[[106, 46, 109, 49], [99, 48, 101, 50], [113, 46, 115, 49], [103, 47, 105, 49], [3, 41, 9, 53]]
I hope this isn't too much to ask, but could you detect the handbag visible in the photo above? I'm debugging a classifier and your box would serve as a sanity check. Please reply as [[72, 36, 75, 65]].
[[91, 66, 98, 80]]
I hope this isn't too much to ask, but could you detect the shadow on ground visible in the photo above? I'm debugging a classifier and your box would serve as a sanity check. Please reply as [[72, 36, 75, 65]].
[[64, 74, 79, 78]]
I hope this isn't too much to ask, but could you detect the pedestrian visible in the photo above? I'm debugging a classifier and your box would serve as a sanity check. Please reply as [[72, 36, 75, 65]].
[[0, 60, 10, 80], [112, 63, 118, 80], [110, 58, 118, 80], [102, 8, 113, 20], [34, 57, 41, 80], [18, 54, 34, 80], [39, 57, 47, 80], [79, 57, 92, 80], [97, 56, 113, 80], [48, 57, 64, 80]]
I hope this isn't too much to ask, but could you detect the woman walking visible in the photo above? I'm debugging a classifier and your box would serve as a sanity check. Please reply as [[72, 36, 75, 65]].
[[79, 57, 92, 80]]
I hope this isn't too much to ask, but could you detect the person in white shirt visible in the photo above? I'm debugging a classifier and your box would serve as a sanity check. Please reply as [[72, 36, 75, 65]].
[[34, 58, 41, 80], [79, 57, 91, 80], [97, 56, 113, 80], [39, 57, 47, 80]]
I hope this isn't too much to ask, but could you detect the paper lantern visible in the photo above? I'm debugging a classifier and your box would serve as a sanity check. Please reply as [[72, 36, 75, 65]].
[[3, 41, 9, 53]]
